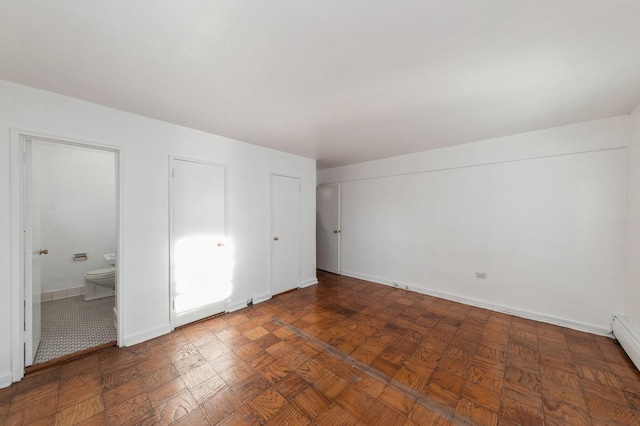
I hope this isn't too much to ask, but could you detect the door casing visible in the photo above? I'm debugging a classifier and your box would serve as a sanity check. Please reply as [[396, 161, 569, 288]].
[[316, 183, 341, 274], [9, 129, 123, 382], [23, 139, 41, 367]]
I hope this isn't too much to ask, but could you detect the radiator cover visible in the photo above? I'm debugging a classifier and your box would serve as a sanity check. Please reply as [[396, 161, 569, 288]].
[[612, 314, 640, 371]]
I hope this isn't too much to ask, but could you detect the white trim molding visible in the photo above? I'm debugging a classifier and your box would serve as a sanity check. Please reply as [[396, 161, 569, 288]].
[[9, 129, 124, 383], [227, 300, 248, 313], [227, 292, 273, 313], [123, 324, 171, 347], [0, 372, 12, 389], [300, 277, 319, 288], [340, 270, 611, 336], [254, 293, 272, 304]]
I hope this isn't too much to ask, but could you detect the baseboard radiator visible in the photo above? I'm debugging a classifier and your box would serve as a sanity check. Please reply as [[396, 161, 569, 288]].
[[612, 314, 640, 371]]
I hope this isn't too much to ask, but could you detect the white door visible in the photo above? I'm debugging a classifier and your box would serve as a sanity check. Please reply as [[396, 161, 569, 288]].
[[170, 158, 228, 328], [271, 175, 301, 295], [24, 139, 42, 366], [316, 184, 340, 274]]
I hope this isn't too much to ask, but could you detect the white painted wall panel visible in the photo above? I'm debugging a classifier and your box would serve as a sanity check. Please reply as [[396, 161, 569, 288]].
[[34, 142, 116, 293], [318, 116, 628, 184], [627, 103, 640, 326], [0, 79, 316, 382], [324, 119, 628, 333]]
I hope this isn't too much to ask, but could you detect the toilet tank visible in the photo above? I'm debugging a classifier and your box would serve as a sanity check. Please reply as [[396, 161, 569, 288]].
[[103, 253, 116, 266]]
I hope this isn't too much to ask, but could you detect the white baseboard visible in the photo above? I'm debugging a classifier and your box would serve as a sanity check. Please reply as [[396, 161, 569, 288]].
[[42, 285, 85, 302], [0, 371, 12, 389], [612, 315, 640, 371], [123, 324, 171, 347], [227, 300, 248, 313], [300, 277, 319, 288], [227, 293, 273, 313], [340, 270, 611, 336], [254, 293, 272, 304]]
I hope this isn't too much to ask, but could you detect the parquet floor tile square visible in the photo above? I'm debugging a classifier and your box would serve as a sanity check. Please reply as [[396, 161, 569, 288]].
[[4, 270, 640, 425], [360, 399, 406, 425]]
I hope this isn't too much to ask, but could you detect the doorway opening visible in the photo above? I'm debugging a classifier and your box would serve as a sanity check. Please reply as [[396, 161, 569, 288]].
[[316, 183, 341, 274], [10, 131, 122, 380]]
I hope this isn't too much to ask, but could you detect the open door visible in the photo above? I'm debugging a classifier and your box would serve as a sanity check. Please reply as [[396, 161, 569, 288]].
[[23, 139, 43, 366], [316, 184, 340, 274], [170, 158, 229, 328]]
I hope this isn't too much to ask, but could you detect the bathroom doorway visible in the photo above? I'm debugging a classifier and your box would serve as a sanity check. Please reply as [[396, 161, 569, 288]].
[[22, 136, 119, 368]]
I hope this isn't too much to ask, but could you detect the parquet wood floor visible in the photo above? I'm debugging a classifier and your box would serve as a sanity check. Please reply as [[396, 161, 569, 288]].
[[2, 271, 640, 425]]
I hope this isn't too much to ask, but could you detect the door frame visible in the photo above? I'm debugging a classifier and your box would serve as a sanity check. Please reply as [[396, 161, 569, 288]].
[[316, 183, 341, 274], [269, 172, 302, 296], [10, 129, 123, 382], [168, 155, 229, 329]]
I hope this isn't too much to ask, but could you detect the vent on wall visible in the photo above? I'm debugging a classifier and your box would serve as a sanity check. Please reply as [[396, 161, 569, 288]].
[[612, 314, 640, 371]]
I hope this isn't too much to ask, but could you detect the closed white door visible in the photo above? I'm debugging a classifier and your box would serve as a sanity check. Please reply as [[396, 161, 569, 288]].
[[316, 184, 340, 274], [170, 158, 228, 327], [24, 139, 42, 366], [271, 175, 301, 295]]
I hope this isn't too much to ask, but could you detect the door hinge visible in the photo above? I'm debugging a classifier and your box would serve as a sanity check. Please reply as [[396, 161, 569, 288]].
[[172, 300, 175, 310], [171, 169, 175, 178], [24, 300, 26, 331]]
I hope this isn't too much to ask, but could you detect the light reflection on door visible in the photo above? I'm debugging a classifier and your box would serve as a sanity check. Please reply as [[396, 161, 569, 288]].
[[174, 235, 231, 313], [170, 158, 229, 327]]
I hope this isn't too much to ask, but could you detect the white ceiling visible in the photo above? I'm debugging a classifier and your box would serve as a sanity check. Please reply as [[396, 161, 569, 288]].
[[1, 1, 640, 169]]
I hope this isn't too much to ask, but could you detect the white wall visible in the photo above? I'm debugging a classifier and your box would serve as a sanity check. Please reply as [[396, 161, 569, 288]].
[[627, 103, 640, 326], [34, 142, 116, 293], [0, 79, 316, 386], [319, 116, 628, 334]]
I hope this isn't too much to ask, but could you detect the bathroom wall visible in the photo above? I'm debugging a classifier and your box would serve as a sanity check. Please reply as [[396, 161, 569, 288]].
[[33, 142, 116, 299]]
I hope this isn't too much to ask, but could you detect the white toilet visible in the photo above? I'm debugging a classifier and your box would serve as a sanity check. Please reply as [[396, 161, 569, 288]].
[[84, 253, 116, 301]]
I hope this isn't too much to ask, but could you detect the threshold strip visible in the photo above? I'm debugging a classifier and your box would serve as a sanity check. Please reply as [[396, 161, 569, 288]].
[[273, 318, 460, 422]]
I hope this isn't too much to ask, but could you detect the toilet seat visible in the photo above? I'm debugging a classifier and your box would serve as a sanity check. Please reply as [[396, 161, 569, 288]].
[[84, 266, 115, 280]]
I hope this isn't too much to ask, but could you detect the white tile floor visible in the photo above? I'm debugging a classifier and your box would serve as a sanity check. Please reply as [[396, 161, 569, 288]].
[[34, 295, 117, 364]]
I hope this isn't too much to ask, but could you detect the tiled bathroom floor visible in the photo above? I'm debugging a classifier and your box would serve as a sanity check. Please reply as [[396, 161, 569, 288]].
[[34, 295, 117, 364]]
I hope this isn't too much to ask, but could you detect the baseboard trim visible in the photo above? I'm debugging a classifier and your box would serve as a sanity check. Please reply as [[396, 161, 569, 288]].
[[254, 293, 272, 304], [123, 324, 171, 347], [0, 372, 12, 389], [340, 270, 610, 336], [227, 300, 247, 313], [227, 293, 273, 313], [42, 285, 86, 302], [300, 277, 319, 288], [612, 315, 640, 371]]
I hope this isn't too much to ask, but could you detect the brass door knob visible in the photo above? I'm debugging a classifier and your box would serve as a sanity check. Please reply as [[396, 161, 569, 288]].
[[39, 249, 48, 255], [273, 237, 279, 241], [217, 242, 225, 247], [333, 230, 338, 233]]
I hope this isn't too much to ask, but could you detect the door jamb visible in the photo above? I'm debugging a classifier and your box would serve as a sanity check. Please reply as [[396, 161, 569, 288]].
[[10, 129, 123, 383], [317, 183, 341, 274], [332, 183, 342, 274]]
